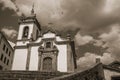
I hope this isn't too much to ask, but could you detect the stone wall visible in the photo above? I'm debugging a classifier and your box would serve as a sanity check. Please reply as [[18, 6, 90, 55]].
[[0, 71, 68, 80], [48, 63, 105, 80]]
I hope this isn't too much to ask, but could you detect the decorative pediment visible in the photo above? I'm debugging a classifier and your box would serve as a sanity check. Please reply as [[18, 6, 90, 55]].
[[43, 30, 56, 38]]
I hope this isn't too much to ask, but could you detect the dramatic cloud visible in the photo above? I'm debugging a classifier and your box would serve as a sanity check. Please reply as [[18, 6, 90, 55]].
[[1, 27, 18, 39], [0, 0, 17, 11], [0, 0, 110, 32], [1, 0, 120, 34], [75, 31, 94, 46], [77, 52, 115, 70], [99, 24, 120, 60], [103, 0, 120, 13]]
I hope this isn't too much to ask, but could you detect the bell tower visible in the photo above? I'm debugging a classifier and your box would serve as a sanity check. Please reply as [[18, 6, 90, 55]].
[[12, 6, 41, 70], [17, 6, 41, 42]]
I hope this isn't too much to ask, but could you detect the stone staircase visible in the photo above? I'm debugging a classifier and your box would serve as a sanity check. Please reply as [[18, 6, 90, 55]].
[[0, 71, 69, 80]]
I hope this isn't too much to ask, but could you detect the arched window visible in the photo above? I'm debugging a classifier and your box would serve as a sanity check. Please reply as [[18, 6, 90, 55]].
[[43, 57, 52, 71], [46, 42, 51, 48], [22, 26, 29, 38]]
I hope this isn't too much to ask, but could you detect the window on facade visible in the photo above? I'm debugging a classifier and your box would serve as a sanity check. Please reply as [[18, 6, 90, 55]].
[[7, 60, 9, 65], [0, 54, 3, 61], [0, 65, 3, 70], [4, 57, 6, 64], [22, 26, 29, 38], [3, 44, 6, 51], [6, 48, 8, 54], [0, 35, 2, 45], [9, 51, 11, 56], [43, 57, 52, 71], [46, 42, 51, 48], [85, 77, 88, 80]]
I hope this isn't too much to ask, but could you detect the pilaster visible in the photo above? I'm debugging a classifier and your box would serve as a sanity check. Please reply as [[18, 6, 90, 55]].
[[26, 46, 31, 70]]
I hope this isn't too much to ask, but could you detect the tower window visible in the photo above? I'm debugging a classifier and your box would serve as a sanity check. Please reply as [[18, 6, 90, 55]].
[[22, 26, 29, 38], [46, 42, 51, 48]]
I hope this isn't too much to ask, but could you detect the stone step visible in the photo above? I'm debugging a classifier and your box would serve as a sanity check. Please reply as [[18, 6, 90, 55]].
[[0, 71, 68, 80]]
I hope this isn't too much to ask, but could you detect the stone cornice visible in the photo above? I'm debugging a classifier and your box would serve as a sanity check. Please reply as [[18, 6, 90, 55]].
[[14, 45, 28, 49], [17, 39, 31, 41], [15, 39, 72, 49], [42, 38, 55, 41]]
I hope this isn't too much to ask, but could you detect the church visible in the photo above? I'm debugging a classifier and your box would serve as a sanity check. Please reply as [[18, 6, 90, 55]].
[[12, 9, 77, 72], [0, 7, 119, 80]]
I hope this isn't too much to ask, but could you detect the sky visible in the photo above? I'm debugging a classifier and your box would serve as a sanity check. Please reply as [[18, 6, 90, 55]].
[[0, 0, 120, 70]]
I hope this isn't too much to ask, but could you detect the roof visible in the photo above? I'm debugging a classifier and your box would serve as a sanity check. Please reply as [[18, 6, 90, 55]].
[[103, 61, 120, 73], [18, 15, 41, 30], [0, 32, 14, 51], [48, 63, 103, 80]]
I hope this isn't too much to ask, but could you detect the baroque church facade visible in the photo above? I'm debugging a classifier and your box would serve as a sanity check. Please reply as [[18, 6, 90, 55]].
[[12, 12, 77, 72]]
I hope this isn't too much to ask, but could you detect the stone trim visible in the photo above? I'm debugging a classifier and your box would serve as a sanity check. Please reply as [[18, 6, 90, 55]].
[[14, 45, 27, 49], [17, 39, 31, 41], [28, 42, 43, 46], [42, 38, 55, 41], [55, 41, 69, 44]]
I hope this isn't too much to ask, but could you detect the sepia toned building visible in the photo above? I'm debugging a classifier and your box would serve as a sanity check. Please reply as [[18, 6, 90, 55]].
[[12, 12, 77, 72], [0, 32, 14, 70], [0, 7, 119, 80]]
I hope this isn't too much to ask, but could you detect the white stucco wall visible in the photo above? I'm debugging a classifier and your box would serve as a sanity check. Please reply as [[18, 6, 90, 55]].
[[29, 46, 39, 70], [104, 69, 120, 80], [12, 49, 28, 70], [56, 44, 67, 72], [56, 36, 66, 41]]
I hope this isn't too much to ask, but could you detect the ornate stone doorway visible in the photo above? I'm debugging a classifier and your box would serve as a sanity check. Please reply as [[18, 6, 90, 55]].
[[43, 57, 52, 71]]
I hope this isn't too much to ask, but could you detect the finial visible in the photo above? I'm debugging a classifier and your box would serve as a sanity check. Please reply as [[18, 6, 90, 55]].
[[31, 3, 36, 16], [67, 33, 71, 40], [48, 22, 53, 30]]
